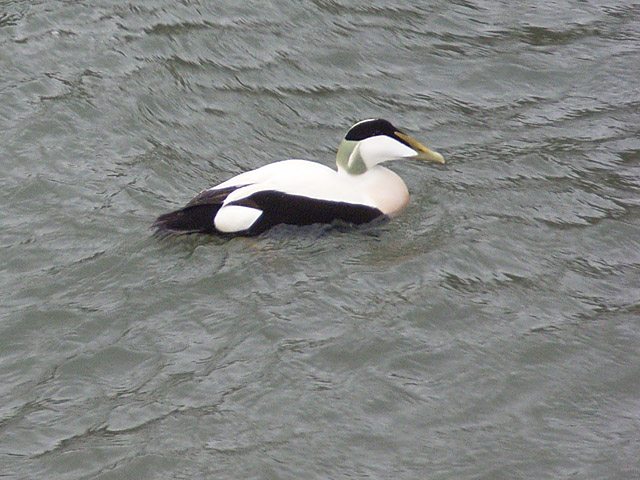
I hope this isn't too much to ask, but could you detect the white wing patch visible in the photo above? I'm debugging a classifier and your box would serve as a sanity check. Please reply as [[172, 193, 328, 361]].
[[214, 205, 263, 233], [211, 159, 378, 208]]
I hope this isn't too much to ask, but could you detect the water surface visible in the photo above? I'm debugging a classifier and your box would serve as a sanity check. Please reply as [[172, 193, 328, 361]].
[[1, 1, 639, 478]]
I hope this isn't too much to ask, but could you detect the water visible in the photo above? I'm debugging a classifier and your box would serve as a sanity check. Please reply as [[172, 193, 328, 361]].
[[1, 1, 639, 478]]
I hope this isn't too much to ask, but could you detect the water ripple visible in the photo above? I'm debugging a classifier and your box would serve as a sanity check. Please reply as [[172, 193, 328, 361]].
[[2, 0, 640, 479]]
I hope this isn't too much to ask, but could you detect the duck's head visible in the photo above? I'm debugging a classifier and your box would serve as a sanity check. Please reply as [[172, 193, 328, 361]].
[[336, 118, 444, 175]]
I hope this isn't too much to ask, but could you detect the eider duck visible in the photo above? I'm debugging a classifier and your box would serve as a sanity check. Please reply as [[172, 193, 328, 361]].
[[153, 118, 444, 236]]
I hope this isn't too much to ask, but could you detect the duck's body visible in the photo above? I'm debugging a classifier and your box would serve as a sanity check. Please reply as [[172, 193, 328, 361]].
[[154, 119, 444, 236]]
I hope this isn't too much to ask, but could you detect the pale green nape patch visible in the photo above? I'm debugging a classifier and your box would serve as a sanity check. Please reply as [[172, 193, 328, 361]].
[[335, 139, 367, 175]]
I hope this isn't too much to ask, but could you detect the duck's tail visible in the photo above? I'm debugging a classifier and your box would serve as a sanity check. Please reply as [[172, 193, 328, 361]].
[[152, 204, 222, 234], [153, 187, 241, 234]]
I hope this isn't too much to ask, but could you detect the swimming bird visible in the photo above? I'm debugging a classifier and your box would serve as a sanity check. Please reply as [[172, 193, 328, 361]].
[[153, 118, 444, 236]]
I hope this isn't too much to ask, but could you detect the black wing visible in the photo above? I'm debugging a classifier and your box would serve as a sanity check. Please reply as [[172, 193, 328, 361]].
[[229, 190, 384, 236]]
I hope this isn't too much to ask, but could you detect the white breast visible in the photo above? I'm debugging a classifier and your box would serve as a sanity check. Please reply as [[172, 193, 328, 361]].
[[346, 165, 410, 216]]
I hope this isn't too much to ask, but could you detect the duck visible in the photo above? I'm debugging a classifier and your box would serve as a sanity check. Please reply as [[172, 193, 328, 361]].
[[153, 118, 444, 236]]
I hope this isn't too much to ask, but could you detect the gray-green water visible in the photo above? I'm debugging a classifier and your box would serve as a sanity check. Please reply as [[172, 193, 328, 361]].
[[2, 1, 639, 478]]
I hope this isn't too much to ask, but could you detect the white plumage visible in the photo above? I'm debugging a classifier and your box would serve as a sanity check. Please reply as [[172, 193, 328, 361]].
[[154, 119, 444, 236]]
